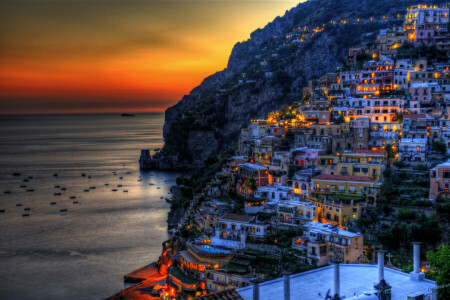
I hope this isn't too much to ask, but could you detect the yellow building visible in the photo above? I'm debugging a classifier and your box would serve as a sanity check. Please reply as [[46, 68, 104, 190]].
[[338, 150, 385, 181], [310, 174, 380, 228]]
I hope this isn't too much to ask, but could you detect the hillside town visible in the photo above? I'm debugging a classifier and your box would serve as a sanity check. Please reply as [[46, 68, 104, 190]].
[[113, 4, 450, 300]]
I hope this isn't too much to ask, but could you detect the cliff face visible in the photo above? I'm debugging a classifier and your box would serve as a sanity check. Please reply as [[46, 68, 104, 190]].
[[161, 0, 444, 168]]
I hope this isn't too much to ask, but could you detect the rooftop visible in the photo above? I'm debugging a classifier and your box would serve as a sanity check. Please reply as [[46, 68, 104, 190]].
[[194, 289, 243, 300], [306, 222, 361, 238], [313, 174, 374, 182], [221, 213, 252, 223], [238, 163, 267, 171], [352, 149, 385, 155], [403, 114, 426, 119], [237, 264, 436, 300]]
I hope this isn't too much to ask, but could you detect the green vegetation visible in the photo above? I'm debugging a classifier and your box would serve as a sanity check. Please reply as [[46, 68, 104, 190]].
[[426, 244, 450, 299], [432, 140, 447, 155], [264, 228, 302, 248]]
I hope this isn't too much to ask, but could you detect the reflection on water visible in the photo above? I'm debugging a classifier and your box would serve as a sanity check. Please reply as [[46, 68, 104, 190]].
[[0, 114, 179, 299]]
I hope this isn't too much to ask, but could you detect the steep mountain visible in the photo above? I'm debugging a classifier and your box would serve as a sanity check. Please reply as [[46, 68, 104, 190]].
[[161, 0, 445, 168]]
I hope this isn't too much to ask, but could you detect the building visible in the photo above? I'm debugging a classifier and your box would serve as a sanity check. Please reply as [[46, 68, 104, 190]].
[[310, 174, 379, 228], [291, 222, 363, 266], [429, 160, 450, 200], [404, 4, 449, 44], [237, 263, 436, 300], [276, 199, 318, 226], [211, 214, 269, 250]]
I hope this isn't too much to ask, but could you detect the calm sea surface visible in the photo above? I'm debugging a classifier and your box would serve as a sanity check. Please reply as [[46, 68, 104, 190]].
[[0, 114, 179, 299]]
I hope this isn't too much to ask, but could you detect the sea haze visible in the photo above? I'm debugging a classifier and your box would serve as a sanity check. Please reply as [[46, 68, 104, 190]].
[[0, 113, 179, 299]]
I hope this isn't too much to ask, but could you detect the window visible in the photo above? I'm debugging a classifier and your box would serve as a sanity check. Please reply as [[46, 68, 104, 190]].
[[350, 185, 355, 192]]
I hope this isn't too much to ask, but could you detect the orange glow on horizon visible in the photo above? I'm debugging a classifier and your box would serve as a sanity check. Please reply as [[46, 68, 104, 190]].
[[0, 0, 303, 114]]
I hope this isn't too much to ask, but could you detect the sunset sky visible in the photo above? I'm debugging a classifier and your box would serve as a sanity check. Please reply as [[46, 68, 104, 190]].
[[0, 0, 301, 114]]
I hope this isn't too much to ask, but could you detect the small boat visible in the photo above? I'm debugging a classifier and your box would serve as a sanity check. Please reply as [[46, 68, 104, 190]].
[[26, 189, 34, 192], [50, 202, 57, 205], [157, 187, 160, 189], [88, 176, 91, 179], [89, 186, 96, 189], [28, 176, 33, 179], [160, 197, 164, 199], [22, 179, 29, 182], [81, 173, 86, 177], [104, 183, 109, 186], [119, 177, 123, 180], [16, 204, 22, 207], [126, 172, 131, 174], [24, 208, 31, 211], [12, 172, 21, 176], [73, 201, 79, 204], [83, 189, 89, 192], [112, 189, 117, 192], [54, 185, 60, 188], [54, 193, 61, 196], [60, 209, 67, 213], [149, 183, 154, 185], [20, 185, 27, 188], [138, 179, 142, 182], [22, 214, 30, 217], [117, 185, 122, 187], [121, 113, 135, 117], [53, 173, 58, 177], [4, 191, 12, 194], [69, 196, 76, 199], [0, 209, 5, 213], [123, 190, 128, 193], [61, 187, 66, 191]]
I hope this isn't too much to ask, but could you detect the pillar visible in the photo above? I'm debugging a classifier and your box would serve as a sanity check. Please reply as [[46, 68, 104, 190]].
[[283, 272, 290, 300], [378, 251, 385, 282], [333, 263, 340, 297]]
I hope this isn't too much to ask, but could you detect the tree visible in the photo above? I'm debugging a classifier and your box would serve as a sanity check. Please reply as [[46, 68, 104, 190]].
[[385, 144, 396, 172], [432, 140, 447, 155], [426, 245, 450, 299]]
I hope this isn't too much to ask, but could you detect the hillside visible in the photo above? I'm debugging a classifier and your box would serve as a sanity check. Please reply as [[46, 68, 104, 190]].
[[161, 0, 446, 168]]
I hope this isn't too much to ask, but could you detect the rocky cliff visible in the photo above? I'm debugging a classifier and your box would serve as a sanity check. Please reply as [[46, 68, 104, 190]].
[[160, 0, 445, 168]]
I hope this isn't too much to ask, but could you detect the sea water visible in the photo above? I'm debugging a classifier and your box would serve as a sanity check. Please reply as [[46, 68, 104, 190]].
[[0, 113, 179, 299]]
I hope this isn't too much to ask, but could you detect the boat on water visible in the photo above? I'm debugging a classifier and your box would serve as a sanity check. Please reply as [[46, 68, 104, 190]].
[[22, 214, 30, 217], [61, 187, 66, 191], [112, 189, 117, 192], [20, 185, 26, 188], [54, 185, 60, 188], [121, 113, 135, 117], [83, 189, 89, 192], [4, 191, 12, 194], [117, 185, 122, 187], [0, 209, 5, 213], [50, 202, 56, 205], [123, 190, 128, 193], [60, 209, 67, 212], [26, 189, 34, 192], [89, 186, 96, 189], [16, 204, 22, 207], [54, 193, 61, 196], [119, 177, 123, 180], [24, 208, 31, 211], [73, 201, 79, 204], [69, 196, 76, 199]]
